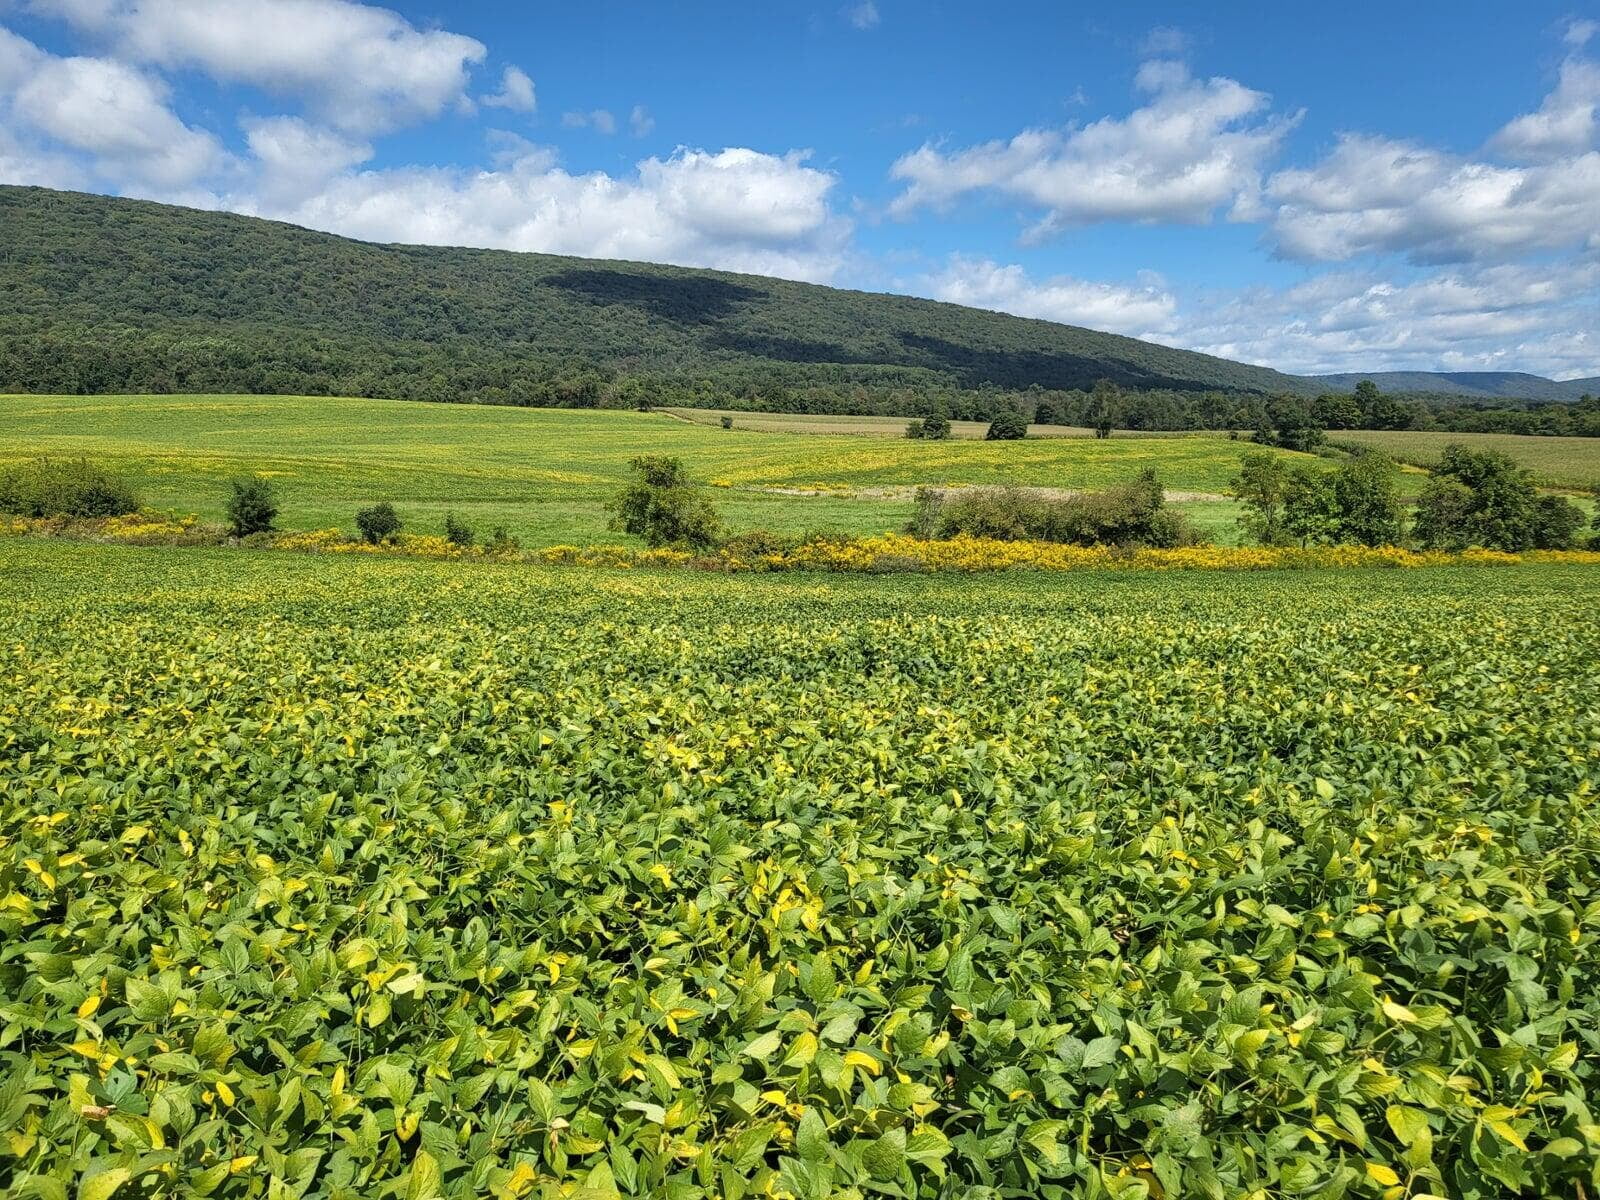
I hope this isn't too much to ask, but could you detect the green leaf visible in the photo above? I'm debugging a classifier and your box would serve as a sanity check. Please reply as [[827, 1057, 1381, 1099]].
[[404, 1150, 442, 1200], [742, 1030, 783, 1060], [861, 1128, 906, 1181], [77, 1169, 131, 1200], [1081, 1035, 1120, 1069]]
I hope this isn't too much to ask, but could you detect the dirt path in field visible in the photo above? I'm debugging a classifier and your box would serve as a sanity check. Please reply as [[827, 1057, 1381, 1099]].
[[739, 483, 1231, 502]]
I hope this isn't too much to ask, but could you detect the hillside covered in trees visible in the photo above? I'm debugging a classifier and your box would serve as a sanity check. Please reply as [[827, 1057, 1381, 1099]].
[[0, 185, 1319, 406]]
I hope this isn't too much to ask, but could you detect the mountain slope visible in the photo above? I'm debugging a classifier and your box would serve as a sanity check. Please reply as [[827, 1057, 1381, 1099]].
[[0, 185, 1318, 401], [1310, 371, 1597, 402]]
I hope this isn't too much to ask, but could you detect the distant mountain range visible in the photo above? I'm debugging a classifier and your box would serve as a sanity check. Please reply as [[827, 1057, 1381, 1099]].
[[0, 186, 1591, 408], [1310, 372, 1600, 402]]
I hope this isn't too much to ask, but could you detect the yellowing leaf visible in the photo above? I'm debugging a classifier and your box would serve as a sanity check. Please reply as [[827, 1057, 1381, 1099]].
[[78, 1168, 131, 1200]]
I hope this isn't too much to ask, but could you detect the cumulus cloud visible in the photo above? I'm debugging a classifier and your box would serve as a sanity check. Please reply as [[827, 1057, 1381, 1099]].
[[236, 145, 851, 282], [889, 61, 1298, 234], [1265, 133, 1600, 263], [25, 0, 487, 133], [1174, 261, 1600, 375], [0, 25, 222, 188], [923, 255, 1177, 337], [243, 116, 372, 205], [1490, 52, 1598, 161], [482, 65, 536, 114], [563, 108, 617, 135]]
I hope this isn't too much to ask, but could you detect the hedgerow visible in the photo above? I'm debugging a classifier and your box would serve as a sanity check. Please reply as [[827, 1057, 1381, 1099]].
[[1, 540, 1598, 1199]]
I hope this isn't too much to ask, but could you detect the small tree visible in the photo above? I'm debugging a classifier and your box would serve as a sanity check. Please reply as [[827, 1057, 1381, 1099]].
[[1332, 453, 1404, 546], [985, 410, 1028, 441], [1412, 479, 1475, 550], [1413, 444, 1540, 550], [922, 414, 951, 440], [1529, 494, 1585, 550], [226, 476, 278, 537], [355, 502, 401, 545], [1282, 464, 1340, 547], [609, 455, 722, 549], [443, 511, 475, 547], [1233, 451, 1291, 545], [1090, 379, 1120, 438], [905, 419, 926, 439], [1033, 398, 1061, 426]]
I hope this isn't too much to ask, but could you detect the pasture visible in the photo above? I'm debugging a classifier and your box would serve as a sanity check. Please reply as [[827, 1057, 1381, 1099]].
[[1336, 429, 1600, 490], [0, 394, 1307, 546]]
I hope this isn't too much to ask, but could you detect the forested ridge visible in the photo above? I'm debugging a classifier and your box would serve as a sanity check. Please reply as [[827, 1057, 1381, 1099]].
[[3, 186, 1595, 436], [0, 185, 1313, 404]]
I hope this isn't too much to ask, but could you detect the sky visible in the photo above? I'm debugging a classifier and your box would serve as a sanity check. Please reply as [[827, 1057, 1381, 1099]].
[[0, 1, 1597, 380]]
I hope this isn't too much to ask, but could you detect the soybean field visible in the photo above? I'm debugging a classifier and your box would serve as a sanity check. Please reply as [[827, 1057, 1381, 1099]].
[[2, 538, 1598, 1199]]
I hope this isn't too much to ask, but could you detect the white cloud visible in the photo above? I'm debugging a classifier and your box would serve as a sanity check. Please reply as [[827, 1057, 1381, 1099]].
[[1491, 53, 1598, 161], [26, 0, 487, 134], [243, 115, 372, 205], [563, 108, 617, 135], [1173, 261, 1600, 376], [0, 25, 222, 188], [923, 255, 1177, 337], [889, 62, 1297, 234], [1266, 133, 1600, 262], [237, 144, 851, 282], [630, 104, 655, 138], [1566, 18, 1598, 48], [482, 65, 536, 114], [845, 2, 880, 31]]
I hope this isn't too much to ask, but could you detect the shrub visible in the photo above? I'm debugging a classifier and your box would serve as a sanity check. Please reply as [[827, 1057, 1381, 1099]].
[[905, 419, 926, 439], [720, 415, 734, 430], [1529, 494, 1585, 550], [609, 455, 722, 549], [485, 525, 521, 555], [225, 476, 278, 537], [922, 414, 951, 440], [985, 410, 1028, 440], [719, 528, 805, 557], [0, 457, 139, 517], [443, 511, 475, 547], [1412, 444, 1548, 551], [355, 502, 402, 544], [909, 471, 1195, 549]]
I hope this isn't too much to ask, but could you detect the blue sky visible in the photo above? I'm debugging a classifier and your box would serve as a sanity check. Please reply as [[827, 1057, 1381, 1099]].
[[1, 1, 1596, 379]]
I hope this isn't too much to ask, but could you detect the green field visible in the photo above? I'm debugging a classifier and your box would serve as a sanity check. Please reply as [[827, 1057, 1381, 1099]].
[[3, 537, 1598, 1199], [663, 408, 1107, 439], [1337, 429, 1600, 490], [0, 394, 1318, 546]]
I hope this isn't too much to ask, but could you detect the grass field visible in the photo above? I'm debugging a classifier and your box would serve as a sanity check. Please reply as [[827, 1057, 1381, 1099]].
[[3, 536, 1598, 1199], [662, 408, 1109, 438], [0, 394, 1318, 546], [1336, 429, 1600, 489]]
